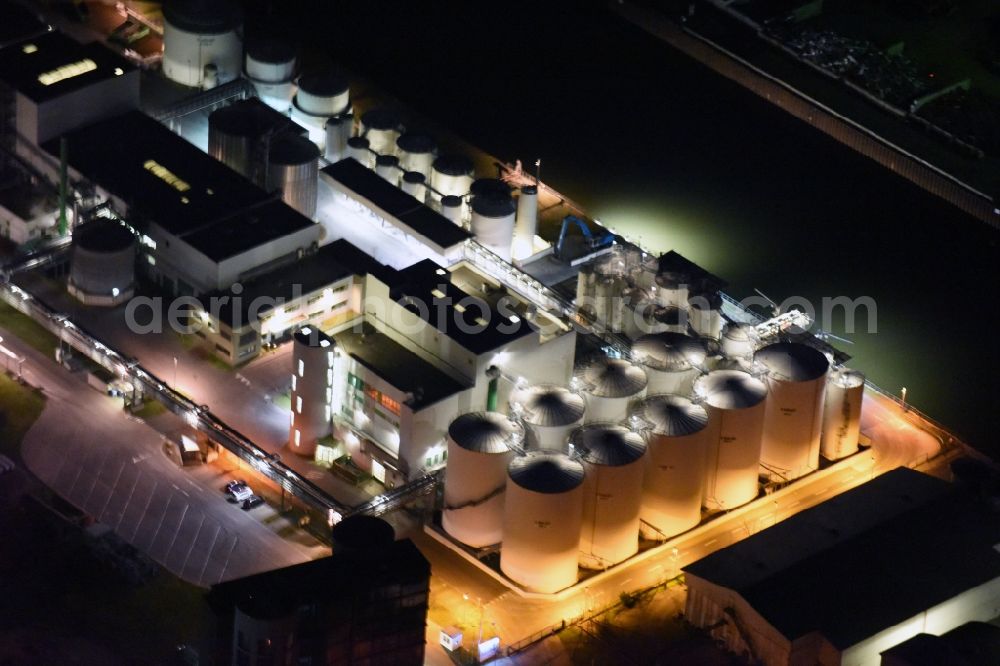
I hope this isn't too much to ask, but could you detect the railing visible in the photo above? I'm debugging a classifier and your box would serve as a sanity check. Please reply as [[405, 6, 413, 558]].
[[151, 78, 255, 123], [346, 469, 441, 518]]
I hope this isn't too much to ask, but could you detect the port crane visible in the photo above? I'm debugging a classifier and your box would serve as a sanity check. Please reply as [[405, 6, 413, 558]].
[[554, 215, 616, 261]]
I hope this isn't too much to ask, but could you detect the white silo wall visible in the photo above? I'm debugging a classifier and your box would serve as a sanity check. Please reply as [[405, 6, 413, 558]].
[[346, 137, 373, 169], [690, 303, 723, 339], [246, 53, 295, 83], [501, 453, 585, 593], [821, 368, 865, 461], [721, 323, 756, 359], [399, 151, 434, 178], [163, 23, 242, 88], [581, 357, 648, 424], [471, 210, 515, 262], [512, 186, 538, 261], [324, 116, 352, 162], [375, 155, 399, 185], [400, 172, 426, 201], [289, 328, 335, 456], [510, 384, 586, 453], [440, 196, 463, 225], [644, 366, 701, 396], [296, 88, 350, 117]]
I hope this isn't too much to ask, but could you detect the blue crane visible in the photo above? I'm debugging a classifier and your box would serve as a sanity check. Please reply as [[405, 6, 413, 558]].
[[554, 215, 616, 261]]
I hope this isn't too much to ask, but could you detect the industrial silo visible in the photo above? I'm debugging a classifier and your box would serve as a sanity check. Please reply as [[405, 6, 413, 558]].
[[654, 271, 689, 308], [651, 305, 689, 335], [266, 132, 320, 218], [162, 0, 242, 88], [292, 70, 351, 148], [695, 370, 767, 510], [400, 171, 426, 201], [631, 332, 706, 396], [509, 384, 585, 452], [821, 368, 865, 461], [573, 424, 646, 568], [471, 190, 516, 261], [579, 356, 647, 423], [375, 154, 400, 185], [500, 452, 585, 593], [440, 195, 463, 225], [720, 322, 757, 360], [430, 153, 474, 202], [512, 185, 538, 261], [442, 412, 524, 548], [68, 220, 136, 306], [396, 132, 436, 177], [575, 263, 595, 315], [207, 103, 256, 177], [360, 108, 400, 157], [324, 114, 352, 163], [245, 37, 296, 111], [289, 326, 334, 456], [689, 291, 723, 340], [346, 136, 373, 169], [633, 253, 660, 291], [630, 394, 709, 537], [754, 342, 829, 481]]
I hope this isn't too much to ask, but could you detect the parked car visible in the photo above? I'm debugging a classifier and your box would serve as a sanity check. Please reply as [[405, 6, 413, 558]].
[[241, 495, 265, 510], [223, 479, 246, 494], [227, 483, 253, 502]]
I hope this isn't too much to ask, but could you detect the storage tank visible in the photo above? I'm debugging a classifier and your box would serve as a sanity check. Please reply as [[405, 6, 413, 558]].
[[652, 305, 689, 335], [630, 394, 709, 537], [695, 370, 768, 510], [471, 191, 516, 261], [400, 171, 426, 202], [440, 195, 463, 225], [573, 424, 646, 568], [245, 38, 296, 111], [575, 263, 595, 315], [754, 342, 829, 480], [162, 0, 242, 89], [266, 132, 319, 218], [509, 384, 585, 452], [374, 154, 400, 185], [500, 452, 585, 593], [207, 102, 256, 178], [633, 254, 659, 291], [346, 136, 373, 169], [512, 185, 538, 261], [580, 356, 647, 423], [68, 220, 136, 306], [721, 322, 757, 360], [324, 114, 352, 162], [292, 70, 351, 148], [821, 368, 865, 461], [631, 332, 705, 396], [360, 108, 400, 156], [443, 412, 524, 548], [289, 326, 334, 456], [624, 299, 657, 340], [430, 153, 474, 200], [654, 271, 689, 308], [689, 291, 723, 340], [396, 132, 436, 177]]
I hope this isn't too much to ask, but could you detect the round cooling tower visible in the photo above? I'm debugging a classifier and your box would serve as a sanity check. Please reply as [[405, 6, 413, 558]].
[[509, 384, 586, 452], [396, 132, 436, 177], [442, 412, 524, 548], [721, 322, 757, 360], [431, 153, 474, 200], [360, 107, 400, 156], [400, 171, 426, 201], [579, 356, 648, 423], [631, 332, 706, 396], [346, 136, 373, 169], [630, 394, 709, 537], [695, 370, 768, 510], [471, 190, 516, 261], [689, 291, 723, 340], [245, 37, 296, 110], [375, 154, 400, 185], [821, 368, 865, 461], [572, 424, 646, 568], [288, 326, 334, 456], [500, 452, 585, 593], [68, 220, 136, 306], [754, 342, 829, 481], [162, 0, 242, 88], [266, 132, 319, 218], [654, 270, 689, 308]]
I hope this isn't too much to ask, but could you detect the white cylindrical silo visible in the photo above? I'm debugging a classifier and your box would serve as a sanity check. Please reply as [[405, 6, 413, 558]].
[[162, 0, 242, 89], [721, 322, 757, 360], [754, 342, 829, 481], [360, 108, 401, 157], [631, 332, 706, 396], [471, 192, 516, 261], [440, 195, 463, 225], [346, 136, 373, 169], [324, 114, 352, 163], [512, 185, 538, 261], [375, 154, 400, 185], [575, 263, 595, 314], [633, 254, 659, 291], [509, 384, 585, 453], [400, 171, 426, 201], [821, 368, 865, 461], [396, 132, 436, 177], [442, 412, 524, 548], [654, 271, 689, 308], [430, 154, 474, 201], [652, 305, 689, 335], [695, 370, 768, 511], [289, 327, 335, 456], [500, 452, 585, 593], [68, 220, 136, 306], [572, 424, 647, 568], [630, 394, 709, 537], [689, 291, 723, 340], [579, 356, 647, 423], [245, 38, 296, 111], [292, 70, 351, 149]]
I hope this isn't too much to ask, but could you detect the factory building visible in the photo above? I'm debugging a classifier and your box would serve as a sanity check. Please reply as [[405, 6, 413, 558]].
[[683, 468, 1000, 666], [50, 110, 321, 296]]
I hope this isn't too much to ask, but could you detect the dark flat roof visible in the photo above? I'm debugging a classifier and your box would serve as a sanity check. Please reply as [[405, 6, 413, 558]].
[[0, 0, 49, 49], [322, 158, 472, 250], [684, 469, 1000, 649], [181, 199, 314, 262], [658, 250, 727, 291], [0, 31, 135, 103], [335, 322, 469, 409]]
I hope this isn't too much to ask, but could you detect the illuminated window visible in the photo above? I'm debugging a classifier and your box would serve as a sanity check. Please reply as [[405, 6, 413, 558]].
[[146, 255, 156, 265], [298, 360, 304, 377], [327, 369, 333, 385], [294, 430, 300, 447], [325, 406, 330, 421], [21, 44, 37, 54], [296, 397, 302, 414], [291, 374, 296, 391], [380, 394, 401, 416]]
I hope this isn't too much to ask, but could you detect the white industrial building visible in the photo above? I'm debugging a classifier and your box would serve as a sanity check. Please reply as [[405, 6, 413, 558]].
[[684, 468, 1000, 666]]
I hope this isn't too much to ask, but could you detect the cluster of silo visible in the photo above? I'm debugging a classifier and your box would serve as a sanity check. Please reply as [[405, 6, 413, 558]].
[[573, 424, 647, 568], [360, 108, 401, 157], [245, 38, 297, 111], [430, 153, 474, 220], [631, 332, 706, 395], [509, 384, 585, 452], [630, 394, 709, 537], [821, 368, 865, 461], [289, 327, 334, 456], [442, 412, 524, 548], [162, 0, 243, 89], [292, 69, 351, 150], [396, 132, 436, 178], [578, 356, 647, 423], [754, 342, 829, 481], [68, 219, 136, 306], [695, 369, 768, 510]]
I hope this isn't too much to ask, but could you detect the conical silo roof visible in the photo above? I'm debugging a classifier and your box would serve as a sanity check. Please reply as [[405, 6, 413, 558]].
[[510, 384, 585, 427], [631, 332, 706, 371], [582, 357, 647, 398], [630, 394, 709, 437], [448, 412, 524, 454], [571, 424, 646, 466], [830, 367, 864, 389], [508, 452, 584, 493], [695, 370, 768, 410], [754, 342, 829, 382]]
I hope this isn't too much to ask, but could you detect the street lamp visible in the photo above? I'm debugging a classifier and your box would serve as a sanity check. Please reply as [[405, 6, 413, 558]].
[[173, 356, 178, 386]]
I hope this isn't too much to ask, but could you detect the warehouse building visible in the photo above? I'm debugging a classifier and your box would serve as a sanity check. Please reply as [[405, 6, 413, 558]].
[[683, 468, 1000, 666]]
